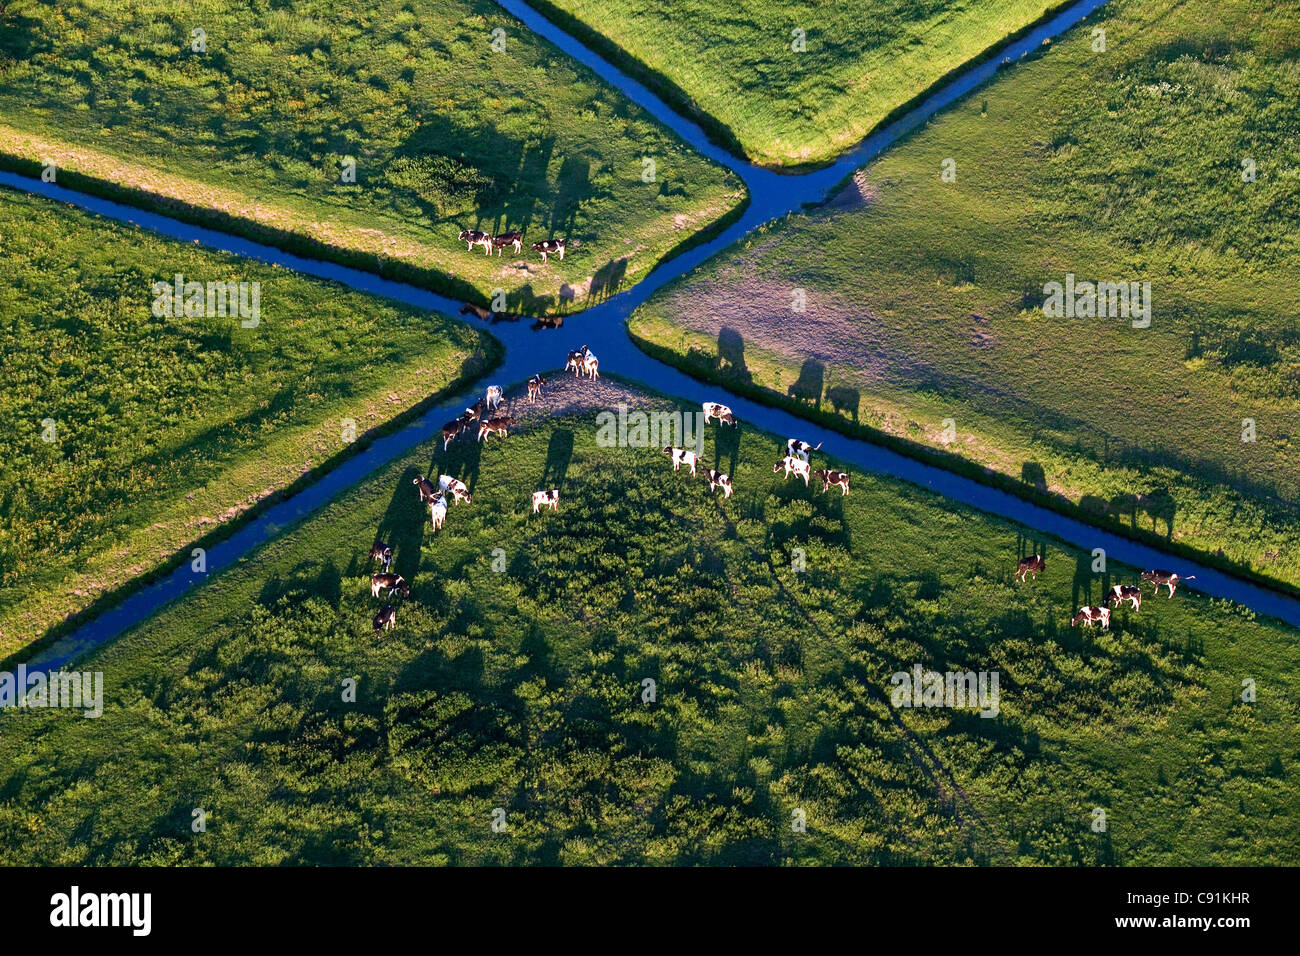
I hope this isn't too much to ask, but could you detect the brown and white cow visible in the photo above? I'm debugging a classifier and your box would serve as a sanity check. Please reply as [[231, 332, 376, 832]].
[[463, 397, 487, 422], [371, 572, 410, 600], [492, 231, 523, 256], [439, 419, 465, 451], [1105, 584, 1142, 611], [477, 416, 516, 442], [773, 455, 811, 486], [369, 540, 393, 571], [582, 351, 599, 379], [1141, 569, 1195, 598], [413, 475, 439, 503], [485, 385, 503, 412], [527, 373, 546, 403], [565, 349, 586, 376], [459, 301, 492, 320], [373, 604, 397, 637], [702, 401, 737, 427], [703, 468, 733, 498], [428, 493, 448, 531], [786, 438, 822, 462], [458, 229, 492, 254], [1015, 554, 1046, 582], [813, 469, 850, 496], [532, 489, 559, 513], [438, 474, 472, 505], [1071, 605, 1111, 629], [531, 238, 566, 263], [663, 446, 698, 475]]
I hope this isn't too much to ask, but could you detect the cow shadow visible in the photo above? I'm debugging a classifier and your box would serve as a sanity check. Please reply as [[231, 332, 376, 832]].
[[376, 466, 427, 580], [713, 420, 742, 477], [540, 428, 574, 488], [430, 428, 484, 494], [547, 154, 594, 241], [1071, 548, 1111, 611], [1138, 489, 1176, 538], [717, 327, 753, 384], [787, 359, 824, 407], [588, 257, 628, 303], [826, 384, 859, 421], [1021, 461, 1047, 491]]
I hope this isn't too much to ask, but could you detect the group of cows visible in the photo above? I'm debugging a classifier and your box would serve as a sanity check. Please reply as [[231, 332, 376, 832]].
[[458, 228, 567, 263], [1015, 553, 1197, 629]]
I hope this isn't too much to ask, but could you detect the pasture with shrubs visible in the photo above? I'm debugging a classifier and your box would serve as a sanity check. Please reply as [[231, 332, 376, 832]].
[[0, 186, 495, 655], [0, 0, 745, 313], [1, 378, 1294, 865], [629, 0, 1300, 587]]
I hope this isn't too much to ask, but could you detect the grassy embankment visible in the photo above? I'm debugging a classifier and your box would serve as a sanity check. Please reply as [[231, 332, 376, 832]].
[[0, 377, 1294, 865]]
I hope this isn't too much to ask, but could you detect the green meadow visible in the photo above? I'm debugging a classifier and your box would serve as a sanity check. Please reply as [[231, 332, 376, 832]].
[[0, 186, 495, 655], [630, 0, 1300, 586], [524, 0, 1058, 167], [0, 0, 745, 314], [1, 378, 1293, 866]]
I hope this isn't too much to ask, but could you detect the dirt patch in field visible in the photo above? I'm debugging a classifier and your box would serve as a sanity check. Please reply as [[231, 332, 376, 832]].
[[824, 169, 880, 211], [490, 374, 666, 429]]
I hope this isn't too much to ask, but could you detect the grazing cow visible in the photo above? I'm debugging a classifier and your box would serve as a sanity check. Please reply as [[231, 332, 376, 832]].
[[532, 489, 560, 513], [702, 401, 737, 427], [1071, 605, 1111, 629], [492, 231, 523, 256], [413, 475, 440, 503], [485, 385, 503, 412], [428, 493, 448, 531], [368, 540, 393, 571], [531, 238, 566, 263], [1105, 584, 1143, 611], [773, 455, 811, 486], [527, 373, 546, 403], [477, 416, 516, 442], [373, 604, 397, 637], [1015, 554, 1046, 582], [663, 446, 698, 476], [438, 474, 472, 505], [439, 419, 465, 451], [459, 302, 492, 320], [458, 229, 492, 254], [1141, 569, 1195, 598], [813, 469, 850, 496], [786, 438, 822, 462], [371, 572, 410, 600], [703, 468, 733, 498]]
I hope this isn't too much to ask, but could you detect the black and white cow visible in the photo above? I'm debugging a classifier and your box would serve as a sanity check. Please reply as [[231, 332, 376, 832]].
[[532, 489, 560, 513], [458, 229, 492, 254], [1105, 584, 1142, 611], [369, 540, 393, 571], [773, 455, 811, 486], [1015, 554, 1045, 583], [438, 474, 472, 505], [531, 238, 566, 263], [786, 438, 822, 461], [703, 468, 733, 498], [1140, 569, 1195, 598], [428, 493, 448, 531], [373, 604, 397, 637], [1071, 605, 1111, 629], [492, 231, 523, 256], [527, 373, 546, 403], [663, 446, 698, 475], [812, 469, 850, 496], [702, 401, 737, 427], [371, 572, 410, 600]]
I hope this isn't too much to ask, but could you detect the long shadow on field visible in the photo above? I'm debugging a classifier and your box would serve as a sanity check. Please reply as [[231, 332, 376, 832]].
[[540, 428, 573, 488], [377, 465, 427, 580], [430, 428, 484, 495], [787, 359, 824, 408], [717, 327, 752, 384], [826, 384, 860, 421], [548, 154, 594, 240]]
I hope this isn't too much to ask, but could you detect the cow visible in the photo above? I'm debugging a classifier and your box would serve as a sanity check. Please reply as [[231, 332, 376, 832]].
[[703, 468, 733, 498], [478, 416, 516, 442], [532, 489, 560, 513], [373, 604, 397, 637], [773, 455, 811, 486], [1105, 584, 1143, 611], [527, 373, 546, 403], [485, 385, 503, 412], [813, 469, 850, 496], [371, 572, 410, 600], [413, 475, 440, 503], [492, 231, 523, 256], [458, 229, 492, 254], [702, 401, 737, 427], [368, 540, 393, 572], [582, 351, 599, 379], [428, 493, 448, 531], [1141, 569, 1195, 598], [459, 302, 492, 320], [565, 350, 586, 376], [663, 446, 698, 476], [1015, 554, 1046, 583], [462, 397, 487, 422], [531, 238, 566, 263], [786, 438, 822, 462], [1071, 605, 1111, 629], [438, 474, 472, 505], [439, 419, 465, 451]]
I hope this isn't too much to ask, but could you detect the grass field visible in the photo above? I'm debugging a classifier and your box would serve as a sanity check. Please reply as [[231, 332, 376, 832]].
[[0, 186, 496, 655], [629, 0, 1300, 587], [524, 0, 1060, 167], [1, 376, 1294, 865], [0, 0, 745, 314]]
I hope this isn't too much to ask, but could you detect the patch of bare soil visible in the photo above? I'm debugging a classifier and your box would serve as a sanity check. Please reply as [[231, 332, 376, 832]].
[[824, 168, 880, 211], [478, 373, 667, 432]]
